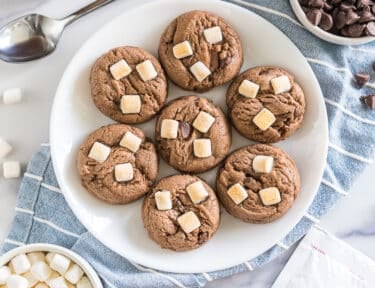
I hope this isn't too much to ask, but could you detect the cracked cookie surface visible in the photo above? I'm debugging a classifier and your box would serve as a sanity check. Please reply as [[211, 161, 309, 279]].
[[142, 174, 220, 251], [90, 46, 168, 124], [226, 66, 306, 143], [158, 10, 243, 92], [77, 124, 158, 204], [216, 144, 300, 223]]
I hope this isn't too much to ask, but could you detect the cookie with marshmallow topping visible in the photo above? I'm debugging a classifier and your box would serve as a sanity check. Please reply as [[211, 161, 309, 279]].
[[226, 66, 306, 143], [216, 144, 300, 223], [90, 46, 168, 124], [77, 124, 158, 204], [142, 174, 220, 251]]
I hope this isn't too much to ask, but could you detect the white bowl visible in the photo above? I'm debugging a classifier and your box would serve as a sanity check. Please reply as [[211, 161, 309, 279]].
[[290, 0, 375, 45], [0, 243, 103, 288]]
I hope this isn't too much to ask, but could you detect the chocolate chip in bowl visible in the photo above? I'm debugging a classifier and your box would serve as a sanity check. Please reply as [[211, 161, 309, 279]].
[[290, 0, 375, 45]]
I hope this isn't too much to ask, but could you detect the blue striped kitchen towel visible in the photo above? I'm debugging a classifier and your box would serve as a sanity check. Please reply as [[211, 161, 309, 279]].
[[2, 0, 375, 287]]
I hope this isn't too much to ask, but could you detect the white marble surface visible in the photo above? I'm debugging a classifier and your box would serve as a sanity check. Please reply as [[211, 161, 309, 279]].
[[0, 1, 374, 287]]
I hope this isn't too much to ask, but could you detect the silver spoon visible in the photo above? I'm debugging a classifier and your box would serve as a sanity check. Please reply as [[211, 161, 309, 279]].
[[0, 0, 114, 62]]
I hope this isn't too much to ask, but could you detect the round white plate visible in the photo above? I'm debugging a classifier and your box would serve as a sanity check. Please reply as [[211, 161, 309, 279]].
[[50, 0, 328, 273]]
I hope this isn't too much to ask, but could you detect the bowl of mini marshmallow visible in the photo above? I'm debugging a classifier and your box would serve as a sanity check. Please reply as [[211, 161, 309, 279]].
[[0, 243, 102, 288]]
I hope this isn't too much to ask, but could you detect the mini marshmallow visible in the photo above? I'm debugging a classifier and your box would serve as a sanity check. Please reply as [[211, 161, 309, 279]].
[[192, 111, 215, 133], [154, 190, 172, 211], [252, 155, 274, 174], [203, 26, 223, 44], [190, 61, 211, 82], [259, 187, 281, 206], [193, 138, 212, 158], [160, 119, 179, 139], [227, 183, 248, 205], [173, 41, 193, 59], [48, 276, 68, 288], [77, 276, 92, 288], [34, 283, 49, 288], [0, 266, 11, 285], [109, 59, 132, 80], [0, 138, 12, 158], [45, 253, 55, 265], [119, 131, 142, 153], [252, 108, 276, 131], [27, 252, 45, 264], [271, 75, 291, 94], [6, 275, 28, 288], [136, 60, 157, 82], [22, 271, 38, 287], [3, 161, 21, 179], [186, 181, 208, 204], [3, 88, 22, 104], [88, 142, 111, 163], [238, 80, 260, 98], [177, 211, 201, 234], [120, 95, 141, 114], [114, 163, 133, 182], [10, 254, 31, 275], [50, 254, 70, 275], [64, 264, 84, 284], [30, 261, 51, 282]]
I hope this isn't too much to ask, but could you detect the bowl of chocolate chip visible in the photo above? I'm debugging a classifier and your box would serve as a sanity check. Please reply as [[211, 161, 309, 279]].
[[290, 0, 375, 45]]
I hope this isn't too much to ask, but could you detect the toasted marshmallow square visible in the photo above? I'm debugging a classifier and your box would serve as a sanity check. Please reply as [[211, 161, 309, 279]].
[[50, 254, 70, 275], [193, 111, 215, 133], [193, 139, 212, 158], [48, 276, 68, 288], [3, 88, 22, 104], [77, 276, 92, 288], [190, 61, 211, 82], [186, 181, 208, 204], [88, 142, 111, 163], [119, 131, 142, 153], [259, 187, 281, 206], [22, 271, 38, 287], [203, 26, 223, 44], [160, 119, 179, 139], [173, 41, 193, 59], [6, 275, 28, 288], [155, 190, 172, 211], [10, 254, 30, 274], [109, 59, 131, 80], [136, 60, 157, 82], [238, 80, 260, 98], [114, 163, 133, 182], [120, 95, 141, 114], [177, 211, 201, 234], [30, 261, 51, 282], [65, 264, 84, 284], [0, 138, 12, 159], [27, 252, 45, 265], [252, 155, 274, 173], [271, 75, 291, 94], [3, 161, 21, 179], [252, 108, 276, 131], [227, 183, 248, 205], [0, 266, 11, 285]]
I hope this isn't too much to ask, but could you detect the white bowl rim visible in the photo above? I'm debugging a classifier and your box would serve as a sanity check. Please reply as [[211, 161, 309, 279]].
[[0, 243, 103, 288], [290, 0, 375, 45]]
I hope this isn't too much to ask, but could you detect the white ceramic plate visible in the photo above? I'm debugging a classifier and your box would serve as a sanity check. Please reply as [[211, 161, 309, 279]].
[[50, 0, 328, 273]]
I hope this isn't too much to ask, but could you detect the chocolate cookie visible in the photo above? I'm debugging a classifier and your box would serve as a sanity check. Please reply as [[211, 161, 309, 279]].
[[155, 95, 231, 173], [226, 66, 306, 143], [90, 46, 168, 124], [77, 124, 158, 204], [216, 144, 300, 223], [142, 174, 220, 251], [158, 10, 243, 92]]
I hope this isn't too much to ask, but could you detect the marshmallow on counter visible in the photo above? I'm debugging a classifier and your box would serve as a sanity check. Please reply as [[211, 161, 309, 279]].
[[6, 275, 28, 288], [177, 211, 201, 234], [88, 142, 111, 163], [259, 187, 281, 206], [0, 138, 12, 159], [77, 276, 93, 288], [3, 88, 22, 105], [27, 252, 45, 265], [114, 163, 134, 182], [136, 60, 157, 82], [238, 80, 260, 99], [65, 264, 84, 284], [271, 75, 292, 94], [30, 261, 51, 282], [160, 119, 179, 139], [186, 181, 208, 204], [192, 111, 215, 133], [154, 190, 172, 211], [49, 254, 71, 275], [252, 155, 274, 174], [10, 254, 30, 275], [3, 161, 21, 179], [119, 131, 142, 153], [190, 61, 211, 82], [173, 41, 193, 59], [203, 26, 223, 44], [0, 266, 11, 285], [227, 183, 248, 205], [252, 108, 276, 131], [193, 138, 212, 158], [109, 59, 132, 80]]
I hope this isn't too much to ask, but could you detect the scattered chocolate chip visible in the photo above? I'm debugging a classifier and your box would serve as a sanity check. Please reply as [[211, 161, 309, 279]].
[[179, 122, 192, 139], [360, 94, 375, 108], [319, 11, 334, 30], [355, 72, 370, 87], [307, 9, 323, 25]]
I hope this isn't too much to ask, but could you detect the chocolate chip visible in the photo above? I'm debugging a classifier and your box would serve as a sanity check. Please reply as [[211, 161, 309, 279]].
[[355, 72, 370, 87], [360, 94, 375, 109], [179, 122, 192, 138], [342, 23, 366, 36], [365, 21, 375, 35], [174, 199, 186, 213], [220, 56, 232, 68], [345, 9, 360, 25], [307, 9, 322, 25], [309, 0, 325, 8], [372, 5, 375, 14], [340, 2, 355, 10], [324, 2, 334, 11], [335, 11, 347, 29], [358, 6, 375, 23], [331, 0, 342, 4], [357, 0, 373, 8], [319, 12, 334, 30], [198, 231, 209, 244]]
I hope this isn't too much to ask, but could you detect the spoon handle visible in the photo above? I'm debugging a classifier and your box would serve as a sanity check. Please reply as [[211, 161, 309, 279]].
[[60, 0, 114, 27]]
